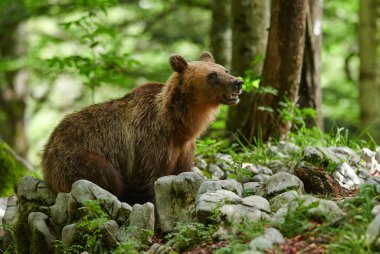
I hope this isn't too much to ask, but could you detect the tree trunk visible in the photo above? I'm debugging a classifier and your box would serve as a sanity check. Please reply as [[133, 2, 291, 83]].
[[243, 0, 307, 142], [226, 0, 270, 133], [0, 22, 28, 157], [298, 0, 323, 129], [359, 0, 380, 142], [210, 0, 231, 67]]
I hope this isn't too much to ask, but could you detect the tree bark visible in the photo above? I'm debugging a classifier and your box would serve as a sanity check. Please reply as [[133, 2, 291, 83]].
[[298, 0, 323, 129], [0, 22, 28, 157], [210, 0, 231, 67], [359, 0, 380, 141], [226, 0, 270, 133], [243, 0, 307, 142]]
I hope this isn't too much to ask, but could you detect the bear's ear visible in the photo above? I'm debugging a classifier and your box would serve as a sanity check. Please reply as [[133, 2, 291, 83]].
[[169, 55, 188, 73], [200, 51, 215, 63]]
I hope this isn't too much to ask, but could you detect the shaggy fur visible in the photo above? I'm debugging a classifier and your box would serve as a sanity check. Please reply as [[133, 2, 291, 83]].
[[42, 52, 242, 204]]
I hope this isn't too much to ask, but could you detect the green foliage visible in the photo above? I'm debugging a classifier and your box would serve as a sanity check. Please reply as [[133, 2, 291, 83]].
[[47, 1, 139, 102], [165, 222, 216, 252], [0, 141, 28, 196], [323, 184, 378, 253], [214, 220, 266, 254], [0, 224, 16, 254], [274, 198, 320, 237]]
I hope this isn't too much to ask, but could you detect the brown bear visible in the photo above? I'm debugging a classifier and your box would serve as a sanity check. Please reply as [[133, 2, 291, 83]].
[[41, 52, 243, 204]]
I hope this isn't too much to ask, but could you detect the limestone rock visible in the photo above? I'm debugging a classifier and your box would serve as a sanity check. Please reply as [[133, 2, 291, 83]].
[[50, 193, 70, 226], [198, 179, 243, 197], [17, 176, 56, 205], [249, 228, 285, 251], [290, 195, 344, 222], [241, 195, 270, 213], [61, 223, 77, 245], [196, 189, 241, 223], [70, 180, 121, 219], [220, 204, 262, 224], [28, 212, 56, 254], [129, 202, 155, 231], [208, 164, 225, 180], [333, 162, 364, 189], [367, 214, 380, 249], [118, 203, 154, 243], [2, 195, 18, 227], [155, 172, 204, 233], [243, 182, 262, 196], [255, 172, 304, 198], [269, 190, 299, 212]]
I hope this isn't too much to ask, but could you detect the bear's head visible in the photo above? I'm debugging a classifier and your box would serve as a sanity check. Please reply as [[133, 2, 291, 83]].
[[169, 52, 243, 106]]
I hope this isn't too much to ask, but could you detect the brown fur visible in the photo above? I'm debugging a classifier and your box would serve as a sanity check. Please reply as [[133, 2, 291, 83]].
[[42, 52, 242, 204]]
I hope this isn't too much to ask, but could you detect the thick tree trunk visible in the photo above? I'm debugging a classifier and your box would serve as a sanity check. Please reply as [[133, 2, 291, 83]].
[[226, 0, 270, 133], [359, 0, 380, 141], [210, 0, 231, 67], [298, 0, 323, 129], [243, 0, 307, 142]]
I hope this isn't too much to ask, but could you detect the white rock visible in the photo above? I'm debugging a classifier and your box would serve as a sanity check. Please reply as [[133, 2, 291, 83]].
[[242, 195, 270, 213], [333, 162, 364, 189]]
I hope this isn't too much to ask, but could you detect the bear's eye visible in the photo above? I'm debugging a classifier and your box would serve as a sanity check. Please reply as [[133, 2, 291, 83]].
[[208, 72, 218, 83], [225, 70, 229, 73]]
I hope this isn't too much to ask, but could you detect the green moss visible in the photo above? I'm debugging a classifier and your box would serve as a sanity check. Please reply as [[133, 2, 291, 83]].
[[0, 141, 28, 196]]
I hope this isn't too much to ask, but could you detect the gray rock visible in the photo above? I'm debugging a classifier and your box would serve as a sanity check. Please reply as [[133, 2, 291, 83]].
[[17, 176, 56, 205], [61, 223, 77, 245], [242, 195, 270, 213], [2, 195, 18, 227], [290, 195, 344, 222], [278, 141, 302, 156], [243, 182, 262, 196], [255, 172, 304, 198], [252, 174, 271, 183], [220, 204, 262, 224], [196, 190, 241, 223], [376, 148, 380, 164], [269, 190, 299, 212], [214, 153, 236, 170], [303, 146, 360, 167], [155, 172, 204, 233], [129, 202, 155, 231], [333, 162, 364, 189], [198, 180, 243, 197], [270, 207, 288, 225], [70, 180, 121, 220], [243, 164, 273, 175], [196, 158, 208, 170], [367, 213, 380, 249], [267, 160, 294, 174], [366, 177, 380, 193], [116, 202, 132, 225], [329, 147, 360, 165], [50, 192, 70, 226], [372, 205, 380, 216], [120, 202, 155, 243], [249, 227, 284, 251], [363, 148, 380, 174], [28, 212, 56, 252], [192, 166, 205, 177], [208, 164, 226, 180], [0, 198, 7, 224]]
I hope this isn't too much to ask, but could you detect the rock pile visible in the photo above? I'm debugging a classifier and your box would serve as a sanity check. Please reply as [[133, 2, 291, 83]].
[[1, 144, 380, 253]]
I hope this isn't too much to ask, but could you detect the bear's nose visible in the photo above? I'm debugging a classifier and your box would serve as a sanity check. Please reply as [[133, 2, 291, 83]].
[[233, 79, 244, 90]]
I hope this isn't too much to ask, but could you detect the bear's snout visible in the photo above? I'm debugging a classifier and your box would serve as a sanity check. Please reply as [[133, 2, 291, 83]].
[[233, 79, 244, 91]]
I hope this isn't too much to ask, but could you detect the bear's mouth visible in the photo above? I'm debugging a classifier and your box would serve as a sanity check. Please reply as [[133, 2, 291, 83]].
[[222, 93, 240, 105]]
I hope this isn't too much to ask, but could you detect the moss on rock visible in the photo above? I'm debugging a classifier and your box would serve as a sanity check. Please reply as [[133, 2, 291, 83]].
[[0, 141, 28, 196]]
